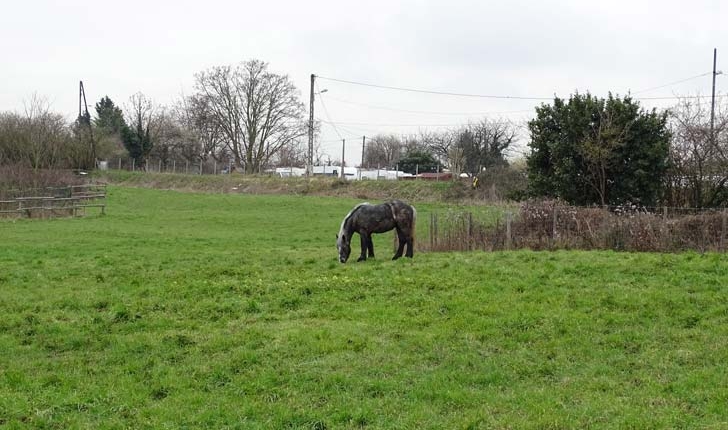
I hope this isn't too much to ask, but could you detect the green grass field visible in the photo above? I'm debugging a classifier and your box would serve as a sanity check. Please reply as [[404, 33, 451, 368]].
[[2, 187, 728, 429]]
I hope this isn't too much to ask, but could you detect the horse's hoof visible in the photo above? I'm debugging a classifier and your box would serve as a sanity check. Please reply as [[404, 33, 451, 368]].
[[357, 257, 366, 262]]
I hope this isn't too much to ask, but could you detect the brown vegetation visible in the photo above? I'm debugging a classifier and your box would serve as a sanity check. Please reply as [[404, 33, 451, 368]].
[[423, 200, 728, 253]]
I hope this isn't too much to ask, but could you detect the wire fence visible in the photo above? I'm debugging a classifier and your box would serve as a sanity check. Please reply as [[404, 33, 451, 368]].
[[420, 201, 728, 253], [102, 157, 458, 180], [0, 184, 106, 219], [102, 157, 234, 175]]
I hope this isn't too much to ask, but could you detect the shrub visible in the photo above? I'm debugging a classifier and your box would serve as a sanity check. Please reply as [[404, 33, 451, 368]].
[[0, 165, 84, 197]]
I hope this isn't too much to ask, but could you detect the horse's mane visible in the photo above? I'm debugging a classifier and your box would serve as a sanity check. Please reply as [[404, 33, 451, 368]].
[[338, 202, 370, 242]]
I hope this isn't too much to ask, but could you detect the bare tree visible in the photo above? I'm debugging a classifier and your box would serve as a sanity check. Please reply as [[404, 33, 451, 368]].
[[124, 92, 162, 169], [193, 60, 307, 174], [150, 110, 185, 169], [274, 139, 307, 167], [174, 94, 228, 164], [0, 95, 72, 170], [668, 96, 728, 207], [578, 110, 631, 206], [420, 129, 460, 172], [363, 134, 402, 168], [462, 118, 517, 175], [0, 112, 25, 166]]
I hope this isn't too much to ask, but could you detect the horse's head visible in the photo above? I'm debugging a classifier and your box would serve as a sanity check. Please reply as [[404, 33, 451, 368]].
[[336, 233, 351, 263]]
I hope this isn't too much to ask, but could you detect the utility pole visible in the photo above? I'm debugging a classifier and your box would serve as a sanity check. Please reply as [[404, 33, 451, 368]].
[[361, 135, 366, 167], [308, 74, 315, 177], [710, 49, 718, 148], [341, 139, 346, 179], [79, 81, 96, 169]]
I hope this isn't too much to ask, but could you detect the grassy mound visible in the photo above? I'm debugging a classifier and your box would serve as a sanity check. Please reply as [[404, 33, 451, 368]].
[[92, 170, 475, 202]]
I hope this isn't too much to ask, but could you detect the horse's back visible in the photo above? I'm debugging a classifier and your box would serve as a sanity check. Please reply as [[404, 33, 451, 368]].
[[387, 200, 415, 230]]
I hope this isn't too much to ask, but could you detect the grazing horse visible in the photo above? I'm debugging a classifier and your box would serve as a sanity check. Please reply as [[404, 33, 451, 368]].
[[336, 200, 416, 263]]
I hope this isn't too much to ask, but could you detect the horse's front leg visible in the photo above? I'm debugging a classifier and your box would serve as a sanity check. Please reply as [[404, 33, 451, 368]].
[[357, 233, 369, 262], [367, 235, 375, 258]]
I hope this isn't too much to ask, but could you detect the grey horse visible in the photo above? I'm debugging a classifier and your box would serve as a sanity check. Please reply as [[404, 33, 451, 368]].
[[336, 200, 416, 263]]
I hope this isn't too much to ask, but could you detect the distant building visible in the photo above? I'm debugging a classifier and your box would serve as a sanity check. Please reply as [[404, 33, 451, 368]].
[[273, 167, 306, 177], [271, 166, 414, 180]]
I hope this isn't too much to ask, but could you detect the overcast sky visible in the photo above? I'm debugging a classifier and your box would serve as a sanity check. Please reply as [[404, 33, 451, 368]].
[[1, 0, 726, 165]]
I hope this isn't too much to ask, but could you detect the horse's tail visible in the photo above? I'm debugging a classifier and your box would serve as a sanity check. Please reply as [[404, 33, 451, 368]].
[[411, 205, 417, 247]]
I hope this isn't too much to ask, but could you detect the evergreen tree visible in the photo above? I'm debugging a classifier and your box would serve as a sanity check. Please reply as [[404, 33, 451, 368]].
[[527, 93, 670, 206], [94, 96, 128, 136], [93, 96, 132, 160], [398, 148, 439, 174]]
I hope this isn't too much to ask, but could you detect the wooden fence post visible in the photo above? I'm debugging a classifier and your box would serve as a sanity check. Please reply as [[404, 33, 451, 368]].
[[433, 213, 438, 250], [506, 211, 512, 250], [467, 212, 473, 251], [430, 213, 434, 250], [551, 206, 558, 249], [722, 209, 727, 251]]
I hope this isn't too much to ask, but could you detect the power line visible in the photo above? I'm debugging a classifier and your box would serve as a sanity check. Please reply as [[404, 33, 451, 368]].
[[320, 120, 380, 137], [322, 94, 533, 116], [631, 72, 712, 95], [317, 74, 724, 102], [318, 118, 532, 128], [319, 136, 360, 144], [315, 82, 344, 140], [320, 119, 460, 127], [319, 119, 362, 139], [317, 75, 553, 100], [635, 94, 727, 100]]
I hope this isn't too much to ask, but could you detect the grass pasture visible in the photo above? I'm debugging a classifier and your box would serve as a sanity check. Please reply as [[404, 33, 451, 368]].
[[1, 187, 728, 429]]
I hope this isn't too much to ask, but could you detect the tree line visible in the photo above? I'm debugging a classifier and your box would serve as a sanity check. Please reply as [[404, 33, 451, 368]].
[[0, 58, 726, 208], [361, 93, 727, 208]]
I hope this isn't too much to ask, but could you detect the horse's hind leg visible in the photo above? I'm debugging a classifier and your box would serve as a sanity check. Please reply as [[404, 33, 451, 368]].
[[392, 229, 406, 260], [405, 232, 414, 258]]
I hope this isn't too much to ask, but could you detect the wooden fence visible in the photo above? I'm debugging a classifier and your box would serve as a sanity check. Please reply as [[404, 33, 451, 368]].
[[419, 203, 728, 253], [0, 184, 106, 219]]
